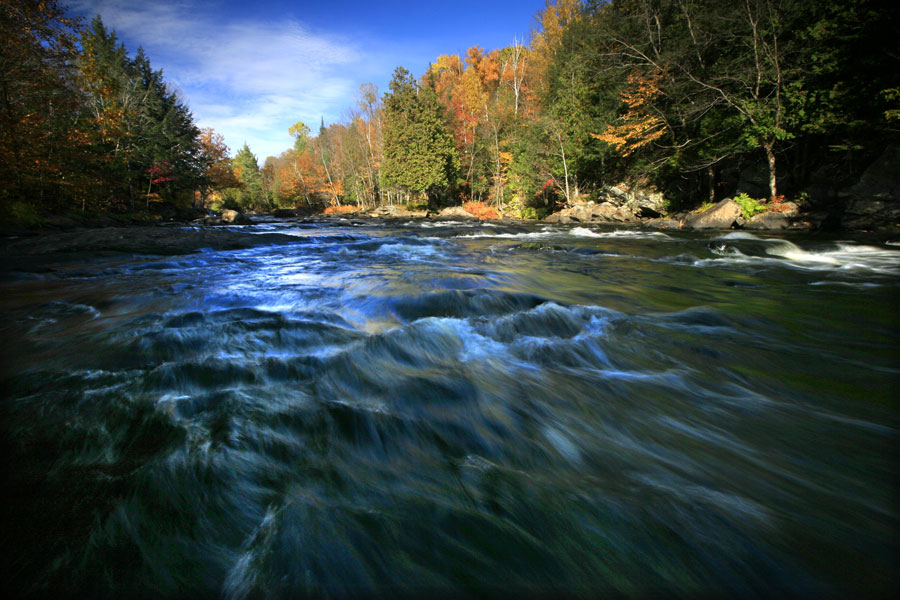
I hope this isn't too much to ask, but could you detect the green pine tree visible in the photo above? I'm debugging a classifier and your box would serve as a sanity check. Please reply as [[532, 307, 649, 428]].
[[381, 67, 459, 205]]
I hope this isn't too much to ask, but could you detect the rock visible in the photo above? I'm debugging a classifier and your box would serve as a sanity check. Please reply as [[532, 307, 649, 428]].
[[685, 199, 742, 229], [848, 145, 900, 199], [633, 191, 666, 218], [43, 215, 80, 230], [368, 206, 427, 219], [436, 206, 476, 219], [221, 209, 239, 223], [645, 218, 683, 229], [543, 212, 575, 224], [745, 211, 789, 230], [606, 186, 628, 201], [2, 226, 300, 257], [772, 201, 800, 217], [840, 195, 900, 231], [613, 206, 635, 221], [592, 202, 620, 220], [272, 208, 299, 218]]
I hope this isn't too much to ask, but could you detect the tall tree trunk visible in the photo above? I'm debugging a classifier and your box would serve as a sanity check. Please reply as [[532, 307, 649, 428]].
[[764, 140, 777, 200], [556, 130, 571, 204]]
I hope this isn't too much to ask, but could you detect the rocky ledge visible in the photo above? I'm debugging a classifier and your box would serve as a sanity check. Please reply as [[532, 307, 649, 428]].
[[1, 225, 300, 258]]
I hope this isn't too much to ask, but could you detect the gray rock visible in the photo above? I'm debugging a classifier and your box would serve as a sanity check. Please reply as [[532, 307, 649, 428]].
[[221, 209, 239, 223], [846, 198, 888, 215], [745, 211, 789, 230], [437, 206, 477, 219], [685, 199, 742, 229], [848, 145, 900, 199], [644, 218, 683, 229], [592, 202, 620, 220]]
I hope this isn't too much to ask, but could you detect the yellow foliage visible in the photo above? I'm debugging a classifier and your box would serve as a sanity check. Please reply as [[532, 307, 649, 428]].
[[592, 70, 666, 156]]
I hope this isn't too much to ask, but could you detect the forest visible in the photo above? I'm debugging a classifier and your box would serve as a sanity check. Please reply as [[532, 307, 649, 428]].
[[1, 0, 897, 224]]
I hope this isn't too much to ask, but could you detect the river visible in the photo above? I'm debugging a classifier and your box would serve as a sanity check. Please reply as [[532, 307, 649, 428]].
[[1, 217, 897, 598]]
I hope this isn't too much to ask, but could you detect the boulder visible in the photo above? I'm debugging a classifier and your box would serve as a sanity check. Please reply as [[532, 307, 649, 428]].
[[632, 191, 666, 218], [848, 145, 900, 199], [272, 208, 299, 218], [221, 209, 239, 223], [543, 212, 576, 224], [839, 195, 900, 231], [369, 206, 427, 218], [745, 211, 789, 230], [436, 206, 477, 219], [591, 202, 620, 220], [685, 199, 742, 229], [772, 201, 800, 217]]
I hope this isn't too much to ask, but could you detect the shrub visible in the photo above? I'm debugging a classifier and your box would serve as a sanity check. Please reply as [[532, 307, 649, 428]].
[[8, 201, 43, 228], [462, 201, 500, 220], [519, 206, 549, 220], [733, 193, 767, 220]]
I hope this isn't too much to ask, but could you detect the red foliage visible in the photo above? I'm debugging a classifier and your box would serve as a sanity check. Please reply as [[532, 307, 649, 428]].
[[147, 161, 175, 184]]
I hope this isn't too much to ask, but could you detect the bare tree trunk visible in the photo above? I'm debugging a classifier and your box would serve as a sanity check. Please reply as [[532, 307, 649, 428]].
[[764, 141, 777, 200], [555, 130, 571, 204], [317, 147, 340, 205]]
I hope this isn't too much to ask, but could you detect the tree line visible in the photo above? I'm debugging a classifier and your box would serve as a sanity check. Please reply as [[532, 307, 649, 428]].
[[2, 0, 897, 221], [0, 1, 238, 221], [254, 0, 897, 216]]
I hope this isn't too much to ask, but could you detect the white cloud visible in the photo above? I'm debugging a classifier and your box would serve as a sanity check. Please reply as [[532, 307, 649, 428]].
[[69, 1, 391, 162]]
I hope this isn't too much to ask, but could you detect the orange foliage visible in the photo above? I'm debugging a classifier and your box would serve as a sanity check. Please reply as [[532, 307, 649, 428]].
[[323, 204, 360, 214], [463, 201, 500, 220]]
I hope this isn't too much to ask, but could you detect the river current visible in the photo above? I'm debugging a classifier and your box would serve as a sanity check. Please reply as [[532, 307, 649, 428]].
[[1, 217, 898, 598]]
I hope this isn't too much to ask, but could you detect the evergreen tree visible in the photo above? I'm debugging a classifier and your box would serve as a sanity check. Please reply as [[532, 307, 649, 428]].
[[233, 143, 265, 210], [381, 67, 459, 204]]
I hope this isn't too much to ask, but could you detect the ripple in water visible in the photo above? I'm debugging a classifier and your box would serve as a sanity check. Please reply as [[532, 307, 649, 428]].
[[1, 219, 897, 598]]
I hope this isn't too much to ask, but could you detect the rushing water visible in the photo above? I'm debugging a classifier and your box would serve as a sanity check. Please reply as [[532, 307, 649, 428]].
[[1, 218, 898, 598]]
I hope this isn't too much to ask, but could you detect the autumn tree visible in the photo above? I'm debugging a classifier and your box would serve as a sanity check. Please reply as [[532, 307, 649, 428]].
[[198, 128, 239, 203], [0, 0, 82, 207], [77, 16, 202, 209]]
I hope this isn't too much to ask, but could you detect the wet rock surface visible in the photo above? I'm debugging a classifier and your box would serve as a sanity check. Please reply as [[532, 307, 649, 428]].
[[1, 225, 300, 259]]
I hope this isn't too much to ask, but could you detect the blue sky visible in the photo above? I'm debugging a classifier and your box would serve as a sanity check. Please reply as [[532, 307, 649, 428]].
[[68, 0, 548, 163]]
